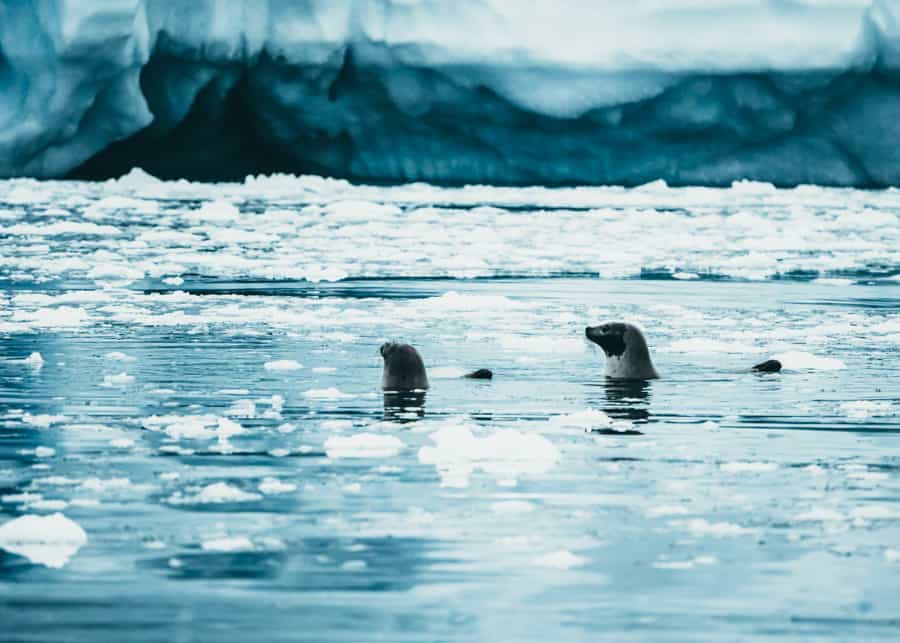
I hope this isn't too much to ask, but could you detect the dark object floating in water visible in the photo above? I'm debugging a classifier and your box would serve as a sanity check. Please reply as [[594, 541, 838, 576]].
[[464, 369, 493, 380], [752, 359, 782, 373], [591, 428, 645, 436]]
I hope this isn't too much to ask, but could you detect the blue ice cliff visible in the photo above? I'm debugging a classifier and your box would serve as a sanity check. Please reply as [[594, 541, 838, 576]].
[[2, 0, 900, 186]]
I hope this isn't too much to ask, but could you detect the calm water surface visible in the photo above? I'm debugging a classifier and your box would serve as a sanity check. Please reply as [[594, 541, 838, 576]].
[[1, 176, 899, 641]]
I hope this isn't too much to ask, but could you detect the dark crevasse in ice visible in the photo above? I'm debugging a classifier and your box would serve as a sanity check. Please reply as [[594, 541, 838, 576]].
[[4, 0, 900, 186]]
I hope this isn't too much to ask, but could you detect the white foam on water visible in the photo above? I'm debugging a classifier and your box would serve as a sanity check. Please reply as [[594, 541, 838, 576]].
[[0, 513, 87, 568]]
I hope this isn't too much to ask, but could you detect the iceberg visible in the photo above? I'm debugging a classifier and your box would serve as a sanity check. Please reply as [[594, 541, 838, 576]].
[[3, 1, 900, 186]]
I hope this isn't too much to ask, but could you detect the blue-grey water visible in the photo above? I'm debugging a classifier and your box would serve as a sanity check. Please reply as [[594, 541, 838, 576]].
[[1, 174, 899, 641]]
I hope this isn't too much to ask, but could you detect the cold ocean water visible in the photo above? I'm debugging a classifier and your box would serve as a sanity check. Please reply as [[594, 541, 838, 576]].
[[1, 172, 899, 641]]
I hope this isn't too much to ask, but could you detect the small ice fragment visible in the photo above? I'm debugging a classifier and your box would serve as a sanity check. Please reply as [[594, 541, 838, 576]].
[[162, 276, 184, 286], [303, 387, 355, 400], [201, 536, 254, 552], [258, 478, 297, 495], [22, 413, 68, 428], [886, 549, 900, 563], [269, 448, 291, 458], [533, 550, 586, 569], [101, 372, 134, 387], [312, 367, 337, 373], [341, 560, 367, 571], [772, 351, 846, 371], [169, 482, 262, 505], [0, 513, 87, 568], [321, 420, 353, 431], [226, 399, 256, 418], [491, 500, 535, 514], [720, 462, 777, 473], [34, 446, 55, 458], [673, 519, 751, 537], [840, 400, 894, 418], [104, 351, 136, 362], [794, 508, 844, 522], [276, 423, 297, 434], [646, 505, 689, 517], [325, 434, 405, 458], [110, 438, 134, 449], [23, 352, 44, 369], [264, 360, 303, 371]]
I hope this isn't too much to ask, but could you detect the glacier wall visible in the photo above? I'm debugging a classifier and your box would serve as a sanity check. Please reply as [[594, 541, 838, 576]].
[[3, 0, 900, 186]]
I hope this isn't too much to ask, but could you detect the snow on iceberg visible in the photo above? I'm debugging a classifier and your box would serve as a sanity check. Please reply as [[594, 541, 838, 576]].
[[3, 1, 900, 185]]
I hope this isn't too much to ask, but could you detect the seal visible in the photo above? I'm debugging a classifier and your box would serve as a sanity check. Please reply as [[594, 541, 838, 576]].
[[751, 359, 782, 373], [380, 342, 429, 391], [585, 322, 660, 380]]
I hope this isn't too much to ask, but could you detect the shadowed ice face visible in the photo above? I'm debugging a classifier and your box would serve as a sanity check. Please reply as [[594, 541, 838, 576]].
[[380, 342, 429, 391], [585, 322, 659, 380]]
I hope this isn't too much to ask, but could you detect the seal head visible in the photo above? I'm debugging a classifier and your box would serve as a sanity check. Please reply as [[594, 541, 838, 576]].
[[380, 342, 429, 391], [585, 322, 660, 380]]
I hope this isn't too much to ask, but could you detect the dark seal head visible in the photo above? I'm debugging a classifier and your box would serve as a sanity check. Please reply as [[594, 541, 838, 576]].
[[585, 322, 660, 380], [380, 342, 429, 391], [752, 359, 782, 373]]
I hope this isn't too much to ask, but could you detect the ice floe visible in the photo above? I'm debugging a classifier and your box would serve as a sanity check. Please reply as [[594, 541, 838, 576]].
[[325, 434, 406, 459], [0, 513, 87, 568]]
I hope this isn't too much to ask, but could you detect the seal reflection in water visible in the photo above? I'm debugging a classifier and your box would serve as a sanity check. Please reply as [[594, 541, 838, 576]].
[[380, 342, 428, 421]]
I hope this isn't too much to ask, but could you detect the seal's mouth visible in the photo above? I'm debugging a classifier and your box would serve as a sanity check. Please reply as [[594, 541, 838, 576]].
[[585, 324, 627, 357]]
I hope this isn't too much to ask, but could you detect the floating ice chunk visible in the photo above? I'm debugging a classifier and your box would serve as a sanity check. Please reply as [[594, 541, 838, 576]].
[[720, 462, 778, 473], [662, 338, 759, 354], [794, 508, 845, 522], [312, 366, 337, 374], [264, 360, 303, 371], [226, 399, 256, 418], [15, 306, 89, 328], [422, 291, 521, 311], [491, 500, 536, 514], [498, 335, 585, 354], [110, 438, 135, 448], [418, 424, 560, 488], [16, 352, 44, 369], [342, 483, 362, 494], [156, 415, 218, 440], [840, 400, 894, 418], [672, 519, 752, 537], [22, 413, 68, 428], [533, 550, 586, 569], [87, 263, 145, 282], [101, 372, 134, 387], [29, 499, 68, 511], [321, 420, 353, 431], [201, 536, 255, 552], [258, 478, 297, 495], [653, 555, 717, 570], [772, 351, 846, 371], [34, 446, 55, 458], [79, 477, 144, 493], [169, 482, 262, 505], [430, 366, 467, 379], [268, 448, 291, 458], [303, 387, 355, 400], [0, 513, 87, 568], [646, 505, 690, 517], [886, 549, 900, 563], [325, 433, 406, 458], [549, 409, 613, 430], [104, 351, 136, 362], [188, 200, 241, 221], [850, 505, 900, 520], [276, 423, 297, 434], [162, 276, 184, 286], [672, 272, 700, 280]]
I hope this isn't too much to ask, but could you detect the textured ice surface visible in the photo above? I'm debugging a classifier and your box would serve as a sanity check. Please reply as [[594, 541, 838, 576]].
[[4, 2, 900, 185]]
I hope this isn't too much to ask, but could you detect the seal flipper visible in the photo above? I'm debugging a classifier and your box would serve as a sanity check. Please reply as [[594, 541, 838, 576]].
[[752, 359, 782, 373], [464, 369, 493, 380]]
